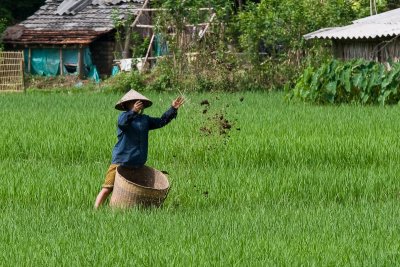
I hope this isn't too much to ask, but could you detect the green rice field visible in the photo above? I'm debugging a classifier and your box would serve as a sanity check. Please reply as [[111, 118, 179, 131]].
[[0, 90, 399, 265]]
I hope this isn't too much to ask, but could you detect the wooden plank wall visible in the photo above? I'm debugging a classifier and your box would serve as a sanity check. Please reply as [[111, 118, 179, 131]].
[[0, 51, 24, 92], [333, 39, 400, 62], [380, 39, 400, 62], [333, 41, 379, 61]]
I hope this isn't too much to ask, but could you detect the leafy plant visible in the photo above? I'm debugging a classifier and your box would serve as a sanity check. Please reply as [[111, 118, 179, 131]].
[[288, 59, 400, 105], [111, 8, 140, 59], [101, 71, 145, 93]]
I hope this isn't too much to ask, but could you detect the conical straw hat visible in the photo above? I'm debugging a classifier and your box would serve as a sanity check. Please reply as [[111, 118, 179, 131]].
[[115, 89, 153, 111]]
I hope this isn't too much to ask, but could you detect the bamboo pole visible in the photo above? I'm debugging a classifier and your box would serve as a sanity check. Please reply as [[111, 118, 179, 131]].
[[370, 0, 373, 16], [131, 0, 150, 28], [143, 33, 155, 69], [78, 47, 84, 79], [28, 48, 31, 74], [370, 0, 377, 15], [21, 57, 25, 92], [136, 23, 210, 28], [198, 13, 216, 40], [60, 48, 64, 75], [130, 7, 214, 12]]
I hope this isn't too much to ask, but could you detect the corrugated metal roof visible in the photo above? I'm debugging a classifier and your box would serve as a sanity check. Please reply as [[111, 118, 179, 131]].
[[56, 0, 92, 16], [353, 8, 400, 24], [304, 23, 400, 40], [92, 0, 133, 5], [304, 8, 400, 40]]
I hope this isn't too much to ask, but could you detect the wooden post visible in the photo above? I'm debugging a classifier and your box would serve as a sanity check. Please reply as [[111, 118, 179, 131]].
[[143, 34, 155, 69], [78, 46, 84, 79], [21, 57, 25, 92], [131, 0, 150, 28], [59, 48, 63, 75], [28, 48, 31, 74], [198, 13, 216, 40]]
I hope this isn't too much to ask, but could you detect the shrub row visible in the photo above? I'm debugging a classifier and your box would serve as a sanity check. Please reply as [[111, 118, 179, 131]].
[[100, 56, 272, 93], [288, 59, 400, 105]]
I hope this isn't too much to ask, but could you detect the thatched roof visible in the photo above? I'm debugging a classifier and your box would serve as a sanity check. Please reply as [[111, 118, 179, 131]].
[[3, 0, 143, 45]]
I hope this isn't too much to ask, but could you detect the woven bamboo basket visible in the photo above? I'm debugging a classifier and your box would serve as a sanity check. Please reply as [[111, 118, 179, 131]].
[[109, 165, 170, 208]]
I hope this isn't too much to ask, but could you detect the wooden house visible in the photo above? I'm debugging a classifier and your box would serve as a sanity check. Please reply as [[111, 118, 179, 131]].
[[304, 8, 400, 62], [2, 0, 150, 78]]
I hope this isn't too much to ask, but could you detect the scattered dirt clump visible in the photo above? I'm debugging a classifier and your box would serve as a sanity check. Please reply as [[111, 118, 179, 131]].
[[214, 114, 232, 135], [200, 127, 212, 136], [200, 100, 210, 106], [201, 100, 211, 115], [199, 98, 238, 140]]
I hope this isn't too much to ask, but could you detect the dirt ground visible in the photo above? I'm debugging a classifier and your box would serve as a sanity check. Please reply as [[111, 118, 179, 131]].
[[24, 75, 92, 89]]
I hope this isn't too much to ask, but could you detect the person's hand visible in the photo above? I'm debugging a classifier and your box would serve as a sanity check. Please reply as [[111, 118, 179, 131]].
[[132, 101, 144, 113], [172, 96, 184, 109]]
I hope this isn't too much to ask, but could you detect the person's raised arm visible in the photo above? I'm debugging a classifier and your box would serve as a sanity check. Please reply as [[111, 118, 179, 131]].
[[148, 96, 184, 130]]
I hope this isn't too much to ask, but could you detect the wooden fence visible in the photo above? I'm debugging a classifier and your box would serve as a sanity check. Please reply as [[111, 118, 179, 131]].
[[0, 51, 24, 92]]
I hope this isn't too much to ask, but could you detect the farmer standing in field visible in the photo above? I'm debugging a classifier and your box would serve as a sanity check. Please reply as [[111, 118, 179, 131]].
[[94, 89, 184, 208]]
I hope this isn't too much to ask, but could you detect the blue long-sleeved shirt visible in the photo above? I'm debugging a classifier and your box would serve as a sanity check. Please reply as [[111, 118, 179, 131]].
[[111, 107, 177, 167]]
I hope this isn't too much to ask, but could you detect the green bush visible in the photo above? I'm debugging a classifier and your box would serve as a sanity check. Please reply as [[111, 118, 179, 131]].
[[101, 71, 145, 93], [288, 59, 400, 105]]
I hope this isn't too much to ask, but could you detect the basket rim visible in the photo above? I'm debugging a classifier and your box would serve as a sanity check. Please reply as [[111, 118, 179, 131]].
[[116, 166, 170, 191]]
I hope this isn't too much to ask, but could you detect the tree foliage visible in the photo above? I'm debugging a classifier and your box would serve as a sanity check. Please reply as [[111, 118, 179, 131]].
[[0, 0, 45, 24], [386, 0, 400, 10], [0, 18, 7, 51], [236, 0, 357, 59]]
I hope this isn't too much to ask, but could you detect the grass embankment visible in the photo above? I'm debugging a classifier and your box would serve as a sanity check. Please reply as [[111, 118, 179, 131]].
[[0, 91, 399, 265]]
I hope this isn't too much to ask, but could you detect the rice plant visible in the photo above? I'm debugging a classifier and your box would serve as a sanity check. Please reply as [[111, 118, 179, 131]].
[[0, 91, 399, 265]]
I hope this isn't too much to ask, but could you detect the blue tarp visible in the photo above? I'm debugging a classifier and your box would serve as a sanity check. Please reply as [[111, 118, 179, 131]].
[[24, 47, 100, 82], [154, 34, 169, 57], [111, 65, 120, 76]]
